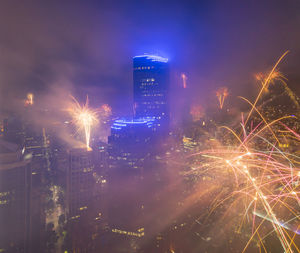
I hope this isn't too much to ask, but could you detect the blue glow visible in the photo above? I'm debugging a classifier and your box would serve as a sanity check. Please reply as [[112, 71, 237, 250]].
[[113, 123, 127, 127], [134, 54, 168, 63], [112, 117, 155, 130]]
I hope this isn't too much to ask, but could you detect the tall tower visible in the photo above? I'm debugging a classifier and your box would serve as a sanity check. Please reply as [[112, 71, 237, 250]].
[[133, 54, 169, 132], [66, 148, 95, 252], [106, 118, 156, 252]]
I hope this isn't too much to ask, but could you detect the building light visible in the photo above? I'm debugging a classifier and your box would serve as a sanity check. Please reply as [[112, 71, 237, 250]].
[[0, 191, 10, 197], [112, 228, 145, 237], [0, 200, 8, 205], [133, 54, 168, 63], [70, 215, 80, 220]]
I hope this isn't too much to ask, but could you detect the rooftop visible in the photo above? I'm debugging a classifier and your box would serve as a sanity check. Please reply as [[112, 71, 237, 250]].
[[133, 54, 168, 63], [111, 117, 155, 130]]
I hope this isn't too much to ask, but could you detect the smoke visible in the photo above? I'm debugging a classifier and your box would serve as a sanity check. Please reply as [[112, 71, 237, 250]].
[[0, 1, 133, 117], [2, 0, 300, 118]]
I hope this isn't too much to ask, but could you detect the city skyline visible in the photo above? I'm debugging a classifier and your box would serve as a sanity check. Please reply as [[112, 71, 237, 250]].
[[1, 1, 300, 253], [2, 1, 300, 116]]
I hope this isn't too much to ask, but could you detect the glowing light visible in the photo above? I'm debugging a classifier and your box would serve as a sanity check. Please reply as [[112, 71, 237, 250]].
[[216, 87, 229, 109], [188, 52, 300, 253], [190, 105, 204, 122], [99, 104, 112, 117], [68, 96, 98, 151], [25, 93, 34, 106], [181, 73, 187, 89], [134, 54, 168, 63]]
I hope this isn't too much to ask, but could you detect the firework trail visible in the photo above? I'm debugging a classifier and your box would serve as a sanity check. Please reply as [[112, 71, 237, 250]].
[[68, 96, 98, 151], [216, 87, 229, 109], [181, 73, 188, 89], [255, 69, 300, 114], [189, 52, 300, 252]]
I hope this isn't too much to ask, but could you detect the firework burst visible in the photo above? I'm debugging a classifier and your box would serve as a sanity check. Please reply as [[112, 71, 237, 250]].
[[189, 52, 300, 252], [25, 93, 34, 106], [216, 87, 229, 109], [68, 96, 98, 151]]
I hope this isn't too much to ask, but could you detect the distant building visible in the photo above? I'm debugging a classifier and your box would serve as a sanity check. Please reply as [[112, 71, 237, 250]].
[[3, 116, 25, 146], [133, 55, 170, 132], [0, 139, 31, 253]]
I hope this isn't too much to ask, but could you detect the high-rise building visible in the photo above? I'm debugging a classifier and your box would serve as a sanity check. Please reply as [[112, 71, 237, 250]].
[[66, 148, 94, 251], [133, 54, 170, 132], [66, 148, 107, 252], [67, 148, 94, 220], [108, 118, 155, 171], [23, 124, 48, 252], [106, 118, 157, 252], [0, 139, 31, 253], [3, 113, 48, 252]]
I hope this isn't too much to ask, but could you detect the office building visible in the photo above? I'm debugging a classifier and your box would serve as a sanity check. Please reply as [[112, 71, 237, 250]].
[[66, 148, 107, 252], [106, 118, 157, 252], [133, 54, 170, 132], [67, 148, 94, 219], [108, 117, 155, 171]]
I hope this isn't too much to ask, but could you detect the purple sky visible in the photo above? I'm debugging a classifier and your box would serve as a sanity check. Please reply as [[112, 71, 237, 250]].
[[1, 0, 300, 115]]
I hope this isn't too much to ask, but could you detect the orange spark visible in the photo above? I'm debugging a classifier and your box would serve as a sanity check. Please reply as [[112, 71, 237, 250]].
[[181, 73, 187, 89], [216, 87, 229, 109], [68, 96, 98, 151]]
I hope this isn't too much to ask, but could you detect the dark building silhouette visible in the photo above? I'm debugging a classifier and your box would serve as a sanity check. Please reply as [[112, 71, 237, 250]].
[[3, 117, 25, 146], [133, 55, 170, 132], [66, 148, 107, 252], [108, 118, 156, 170], [107, 118, 157, 252], [2, 114, 47, 252], [0, 139, 32, 253]]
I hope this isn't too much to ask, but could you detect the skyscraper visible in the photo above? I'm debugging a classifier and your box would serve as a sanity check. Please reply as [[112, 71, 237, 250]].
[[66, 148, 108, 253], [133, 54, 169, 132], [108, 118, 155, 171], [66, 148, 95, 252], [0, 139, 31, 253], [106, 118, 156, 252]]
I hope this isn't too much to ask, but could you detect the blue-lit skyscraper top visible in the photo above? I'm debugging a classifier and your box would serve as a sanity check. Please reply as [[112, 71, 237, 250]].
[[133, 54, 168, 63], [133, 54, 170, 132]]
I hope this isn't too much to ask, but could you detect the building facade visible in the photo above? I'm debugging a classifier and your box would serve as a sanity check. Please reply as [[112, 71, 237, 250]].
[[107, 118, 157, 252], [133, 55, 170, 132], [0, 140, 32, 253]]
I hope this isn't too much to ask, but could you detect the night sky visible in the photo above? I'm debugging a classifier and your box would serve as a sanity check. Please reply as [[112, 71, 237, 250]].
[[1, 0, 300, 115]]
